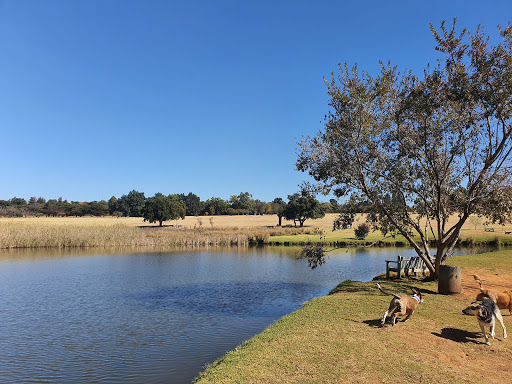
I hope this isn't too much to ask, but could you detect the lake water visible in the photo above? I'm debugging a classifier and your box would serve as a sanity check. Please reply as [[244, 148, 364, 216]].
[[0, 247, 429, 383]]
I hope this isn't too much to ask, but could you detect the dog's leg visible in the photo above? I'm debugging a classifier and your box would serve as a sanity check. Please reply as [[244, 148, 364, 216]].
[[391, 301, 407, 325], [480, 324, 491, 345], [391, 306, 404, 326], [381, 307, 395, 325], [495, 309, 508, 339], [381, 310, 389, 325], [381, 302, 397, 326]]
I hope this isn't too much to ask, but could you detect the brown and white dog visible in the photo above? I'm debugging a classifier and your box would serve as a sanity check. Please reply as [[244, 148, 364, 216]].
[[376, 283, 423, 326], [473, 274, 512, 314], [462, 299, 507, 345]]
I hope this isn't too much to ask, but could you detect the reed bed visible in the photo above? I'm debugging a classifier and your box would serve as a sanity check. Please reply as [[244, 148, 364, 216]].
[[0, 221, 313, 249], [3, 212, 512, 249]]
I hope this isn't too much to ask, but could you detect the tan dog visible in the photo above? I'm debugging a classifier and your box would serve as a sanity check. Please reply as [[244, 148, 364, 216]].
[[462, 299, 507, 345], [473, 275, 512, 314], [377, 283, 423, 326]]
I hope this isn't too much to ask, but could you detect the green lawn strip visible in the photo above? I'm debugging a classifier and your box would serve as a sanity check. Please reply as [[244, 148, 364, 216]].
[[269, 229, 512, 246], [447, 249, 512, 272], [269, 230, 406, 245], [195, 251, 512, 383]]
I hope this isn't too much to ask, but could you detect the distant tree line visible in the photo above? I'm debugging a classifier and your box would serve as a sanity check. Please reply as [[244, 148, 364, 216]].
[[0, 196, 110, 217], [0, 190, 333, 227]]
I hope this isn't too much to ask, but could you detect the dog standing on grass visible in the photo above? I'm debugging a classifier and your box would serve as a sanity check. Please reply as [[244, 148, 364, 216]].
[[462, 299, 507, 345], [376, 283, 423, 326]]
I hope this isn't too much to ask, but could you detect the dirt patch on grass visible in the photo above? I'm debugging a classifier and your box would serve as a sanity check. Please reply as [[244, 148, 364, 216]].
[[402, 267, 512, 384], [459, 267, 512, 300]]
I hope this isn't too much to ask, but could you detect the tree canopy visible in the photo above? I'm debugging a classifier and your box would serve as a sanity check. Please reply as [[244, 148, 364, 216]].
[[142, 194, 186, 226], [297, 20, 512, 278], [283, 193, 326, 227]]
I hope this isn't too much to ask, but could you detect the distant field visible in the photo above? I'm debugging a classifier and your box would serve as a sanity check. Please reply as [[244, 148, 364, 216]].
[[0, 215, 313, 249], [0, 214, 286, 228], [0, 214, 340, 230], [2, 213, 512, 248]]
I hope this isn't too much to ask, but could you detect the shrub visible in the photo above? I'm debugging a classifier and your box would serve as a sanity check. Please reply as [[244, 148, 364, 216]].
[[354, 223, 370, 239]]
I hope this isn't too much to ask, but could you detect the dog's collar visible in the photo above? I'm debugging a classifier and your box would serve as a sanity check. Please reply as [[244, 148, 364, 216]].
[[412, 294, 421, 303]]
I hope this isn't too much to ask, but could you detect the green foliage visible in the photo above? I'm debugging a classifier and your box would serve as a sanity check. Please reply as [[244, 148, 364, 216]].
[[354, 223, 370, 239], [108, 196, 118, 215], [270, 197, 287, 226], [283, 192, 326, 227], [143, 194, 186, 226], [300, 242, 326, 269], [229, 192, 255, 212], [10, 197, 27, 206], [180, 192, 201, 216], [202, 197, 229, 215], [297, 20, 512, 277], [117, 190, 145, 217], [0, 190, 328, 221]]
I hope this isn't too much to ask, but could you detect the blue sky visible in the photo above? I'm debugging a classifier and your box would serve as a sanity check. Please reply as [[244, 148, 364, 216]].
[[1, 1, 511, 203]]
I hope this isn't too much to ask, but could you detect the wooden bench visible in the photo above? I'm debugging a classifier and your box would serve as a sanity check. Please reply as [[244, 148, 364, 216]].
[[385, 255, 431, 279], [485, 227, 494, 232]]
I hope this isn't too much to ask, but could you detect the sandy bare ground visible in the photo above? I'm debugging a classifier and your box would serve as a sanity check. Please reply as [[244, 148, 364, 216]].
[[411, 267, 512, 384]]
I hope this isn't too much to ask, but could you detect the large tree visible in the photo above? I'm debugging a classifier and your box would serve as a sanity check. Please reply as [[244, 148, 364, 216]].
[[143, 194, 186, 226], [271, 197, 287, 226], [283, 193, 326, 227], [180, 192, 201, 216], [229, 192, 255, 213], [297, 20, 512, 278], [201, 197, 229, 215], [117, 190, 146, 217]]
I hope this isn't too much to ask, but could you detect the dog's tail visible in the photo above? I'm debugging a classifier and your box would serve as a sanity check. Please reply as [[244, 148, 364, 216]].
[[473, 274, 485, 291], [376, 283, 400, 299]]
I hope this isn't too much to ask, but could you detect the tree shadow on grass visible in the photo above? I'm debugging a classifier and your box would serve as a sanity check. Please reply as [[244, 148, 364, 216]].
[[432, 327, 483, 344]]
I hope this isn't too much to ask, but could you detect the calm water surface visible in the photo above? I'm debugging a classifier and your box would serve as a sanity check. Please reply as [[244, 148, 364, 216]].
[[0, 247, 424, 383]]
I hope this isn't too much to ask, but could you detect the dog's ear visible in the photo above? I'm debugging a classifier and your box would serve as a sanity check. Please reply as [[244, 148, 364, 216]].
[[410, 287, 420, 294]]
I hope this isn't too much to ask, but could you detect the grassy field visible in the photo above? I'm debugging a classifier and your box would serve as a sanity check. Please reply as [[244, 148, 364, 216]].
[[0, 215, 314, 249], [269, 213, 512, 246], [195, 251, 512, 383], [2, 213, 512, 249]]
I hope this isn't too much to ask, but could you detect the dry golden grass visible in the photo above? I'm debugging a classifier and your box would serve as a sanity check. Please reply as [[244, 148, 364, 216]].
[[0, 213, 340, 229], [2, 213, 512, 249], [0, 215, 315, 249]]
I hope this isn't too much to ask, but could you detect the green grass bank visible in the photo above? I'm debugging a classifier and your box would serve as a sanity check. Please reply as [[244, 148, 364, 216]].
[[195, 251, 512, 383], [269, 229, 512, 247]]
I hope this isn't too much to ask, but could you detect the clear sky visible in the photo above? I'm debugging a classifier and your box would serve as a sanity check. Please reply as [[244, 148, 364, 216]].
[[1, 0, 511, 203]]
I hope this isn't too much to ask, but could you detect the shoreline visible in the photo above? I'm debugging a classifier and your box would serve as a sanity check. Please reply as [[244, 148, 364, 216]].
[[194, 250, 512, 383]]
